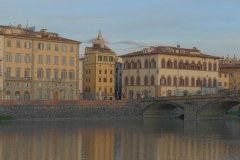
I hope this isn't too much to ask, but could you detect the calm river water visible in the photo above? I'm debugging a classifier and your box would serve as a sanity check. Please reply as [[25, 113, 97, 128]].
[[0, 118, 240, 160]]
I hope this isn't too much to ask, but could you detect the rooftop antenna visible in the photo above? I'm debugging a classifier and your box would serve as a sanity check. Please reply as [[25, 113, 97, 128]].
[[26, 19, 29, 28]]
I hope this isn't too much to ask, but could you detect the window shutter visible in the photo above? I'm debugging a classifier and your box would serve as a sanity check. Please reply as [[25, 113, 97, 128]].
[[135, 62, 137, 69], [149, 61, 151, 68], [124, 63, 125, 69], [165, 79, 166, 85], [140, 62, 141, 68], [128, 63, 131, 69], [195, 64, 197, 70]]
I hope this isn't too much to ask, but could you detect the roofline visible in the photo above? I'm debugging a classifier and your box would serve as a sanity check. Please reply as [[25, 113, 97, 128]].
[[119, 52, 222, 59]]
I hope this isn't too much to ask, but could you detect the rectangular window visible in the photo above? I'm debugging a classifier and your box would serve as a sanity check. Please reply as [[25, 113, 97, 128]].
[[24, 70, 30, 78], [54, 70, 58, 79], [46, 56, 51, 64], [38, 55, 43, 64], [69, 92, 73, 99], [7, 40, 11, 47], [25, 42, 31, 48], [46, 91, 50, 99], [98, 56, 102, 61], [6, 53, 12, 62], [16, 69, 21, 79], [70, 45, 74, 52], [99, 77, 101, 82], [85, 69, 90, 74], [37, 70, 44, 78], [218, 82, 222, 86], [69, 72, 75, 79], [16, 82, 21, 88], [103, 78, 107, 82], [161, 79, 165, 85], [70, 57, 74, 66], [110, 70, 113, 75], [224, 82, 227, 86], [61, 71, 67, 79], [46, 70, 51, 79], [54, 44, 58, 51], [47, 43, 51, 50], [25, 83, 30, 87], [15, 54, 22, 63], [99, 70, 101, 74], [62, 57, 66, 65], [110, 78, 112, 83], [219, 73, 222, 78], [104, 56, 108, 61], [16, 40, 21, 48], [104, 70, 107, 74], [38, 91, 42, 98], [110, 88, 112, 93], [224, 74, 227, 78], [38, 43, 44, 50], [62, 45, 67, 52], [109, 56, 113, 62], [54, 56, 59, 64], [25, 55, 30, 63]]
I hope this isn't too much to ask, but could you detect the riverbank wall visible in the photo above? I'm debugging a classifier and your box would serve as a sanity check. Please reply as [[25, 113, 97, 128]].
[[0, 100, 142, 119]]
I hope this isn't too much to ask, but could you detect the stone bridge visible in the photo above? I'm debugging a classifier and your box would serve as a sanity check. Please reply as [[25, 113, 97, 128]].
[[140, 94, 240, 120]]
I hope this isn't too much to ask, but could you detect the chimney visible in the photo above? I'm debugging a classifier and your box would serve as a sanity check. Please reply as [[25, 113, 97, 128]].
[[177, 45, 180, 48]]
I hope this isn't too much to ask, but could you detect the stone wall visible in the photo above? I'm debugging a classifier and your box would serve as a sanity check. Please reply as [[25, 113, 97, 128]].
[[0, 100, 142, 119]]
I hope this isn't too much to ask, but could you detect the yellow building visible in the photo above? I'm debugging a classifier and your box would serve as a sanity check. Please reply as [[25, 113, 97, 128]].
[[220, 64, 240, 93], [120, 45, 221, 99], [218, 70, 229, 93], [84, 31, 116, 100], [0, 24, 81, 100]]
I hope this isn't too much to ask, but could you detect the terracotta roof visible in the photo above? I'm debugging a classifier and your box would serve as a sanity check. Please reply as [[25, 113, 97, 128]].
[[0, 33, 81, 43], [120, 46, 221, 59], [219, 64, 240, 69]]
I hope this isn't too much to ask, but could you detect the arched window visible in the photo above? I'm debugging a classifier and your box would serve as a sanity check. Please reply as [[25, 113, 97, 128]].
[[150, 59, 156, 68], [136, 76, 141, 85], [203, 78, 207, 87], [213, 62, 217, 71], [173, 76, 177, 86], [185, 77, 189, 86], [208, 78, 212, 87], [130, 76, 134, 85], [197, 61, 201, 70], [179, 60, 183, 69], [160, 76, 166, 85], [185, 60, 189, 69], [137, 59, 141, 69], [203, 62, 207, 71], [5, 91, 11, 100], [213, 78, 217, 87], [174, 60, 177, 69], [196, 77, 201, 86], [125, 76, 129, 85], [151, 75, 155, 85], [144, 76, 148, 85], [191, 61, 195, 70], [124, 60, 129, 69], [167, 76, 171, 86], [144, 59, 149, 68], [161, 59, 165, 68], [179, 77, 184, 86], [131, 60, 135, 69], [15, 91, 20, 100], [208, 62, 212, 71], [167, 59, 172, 68], [24, 91, 30, 100], [191, 77, 195, 86]]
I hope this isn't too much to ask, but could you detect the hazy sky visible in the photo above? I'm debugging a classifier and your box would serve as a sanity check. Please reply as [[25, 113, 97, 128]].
[[1, 0, 240, 57]]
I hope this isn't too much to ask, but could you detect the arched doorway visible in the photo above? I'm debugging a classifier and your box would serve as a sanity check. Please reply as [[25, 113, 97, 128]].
[[129, 90, 133, 99], [53, 91, 58, 100], [5, 91, 11, 100], [24, 91, 30, 100], [15, 91, 20, 100]]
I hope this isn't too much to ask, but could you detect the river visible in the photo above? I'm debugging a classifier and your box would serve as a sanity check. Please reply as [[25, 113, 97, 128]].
[[0, 118, 240, 160]]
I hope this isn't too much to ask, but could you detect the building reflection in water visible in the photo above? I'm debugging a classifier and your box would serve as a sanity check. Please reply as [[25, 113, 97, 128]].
[[0, 119, 239, 160]]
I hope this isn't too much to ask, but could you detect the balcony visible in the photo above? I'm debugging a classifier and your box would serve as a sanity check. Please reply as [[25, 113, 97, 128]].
[[52, 78, 61, 83]]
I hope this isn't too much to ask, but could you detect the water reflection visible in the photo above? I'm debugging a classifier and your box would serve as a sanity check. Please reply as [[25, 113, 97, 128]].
[[0, 118, 240, 160]]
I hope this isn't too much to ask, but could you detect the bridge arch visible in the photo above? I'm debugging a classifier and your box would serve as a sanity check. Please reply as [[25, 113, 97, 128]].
[[196, 99, 240, 120], [143, 101, 184, 118]]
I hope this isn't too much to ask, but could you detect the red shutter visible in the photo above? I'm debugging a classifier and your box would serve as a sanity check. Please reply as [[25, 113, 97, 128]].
[[128, 63, 131, 69], [149, 62, 151, 68], [196, 80, 198, 86]]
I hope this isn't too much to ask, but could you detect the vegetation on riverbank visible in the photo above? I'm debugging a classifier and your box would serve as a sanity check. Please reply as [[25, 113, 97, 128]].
[[0, 116, 15, 121], [226, 111, 240, 116]]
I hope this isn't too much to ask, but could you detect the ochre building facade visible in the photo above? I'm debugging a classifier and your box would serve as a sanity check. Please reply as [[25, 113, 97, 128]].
[[121, 45, 220, 99], [0, 24, 81, 100], [83, 32, 116, 100]]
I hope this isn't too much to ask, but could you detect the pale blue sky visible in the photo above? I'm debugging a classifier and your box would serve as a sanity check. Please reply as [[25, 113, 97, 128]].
[[1, 0, 240, 57]]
